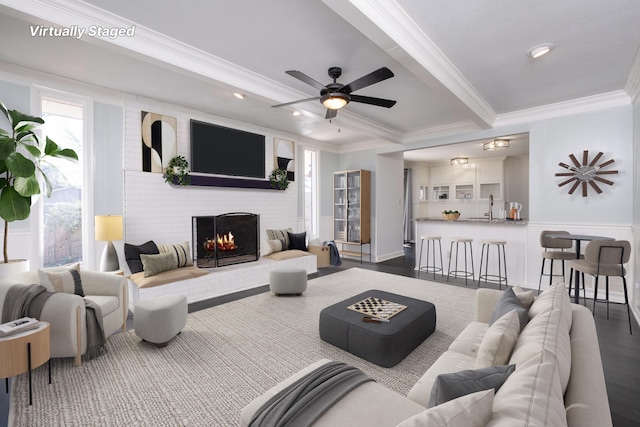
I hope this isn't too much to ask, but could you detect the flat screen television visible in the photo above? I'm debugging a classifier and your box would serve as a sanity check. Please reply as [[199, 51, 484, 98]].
[[190, 120, 266, 178]]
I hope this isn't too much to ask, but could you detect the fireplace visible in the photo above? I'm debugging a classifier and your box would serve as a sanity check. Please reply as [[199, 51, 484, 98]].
[[192, 213, 260, 268]]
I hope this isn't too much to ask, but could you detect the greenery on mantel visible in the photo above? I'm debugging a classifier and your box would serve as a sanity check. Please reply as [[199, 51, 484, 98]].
[[0, 99, 79, 264], [163, 155, 191, 186], [269, 168, 289, 190]]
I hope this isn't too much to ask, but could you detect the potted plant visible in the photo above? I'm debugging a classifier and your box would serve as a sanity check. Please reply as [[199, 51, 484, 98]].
[[0, 99, 78, 274]]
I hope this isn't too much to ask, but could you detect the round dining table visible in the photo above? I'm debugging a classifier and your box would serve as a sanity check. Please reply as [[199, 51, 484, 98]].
[[546, 234, 615, 304]]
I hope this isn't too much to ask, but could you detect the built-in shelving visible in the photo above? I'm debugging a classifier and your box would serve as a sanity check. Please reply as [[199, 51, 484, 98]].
[[333, 169, 371, 262]]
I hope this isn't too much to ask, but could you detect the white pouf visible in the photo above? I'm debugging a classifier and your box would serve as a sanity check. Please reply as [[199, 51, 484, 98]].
[[134, 294, 188, 347], [269, 268, 307, 296]]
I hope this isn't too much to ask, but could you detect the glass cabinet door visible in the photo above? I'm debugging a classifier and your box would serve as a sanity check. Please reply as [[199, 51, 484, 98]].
[[334, 173, 347, 241]]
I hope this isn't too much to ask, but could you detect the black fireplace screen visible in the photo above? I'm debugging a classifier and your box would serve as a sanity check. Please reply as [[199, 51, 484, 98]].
[[192, 213, 260, 267]]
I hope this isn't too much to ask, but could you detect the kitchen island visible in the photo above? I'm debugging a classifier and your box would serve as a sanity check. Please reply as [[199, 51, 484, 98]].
[[414, 217, 528, 285]]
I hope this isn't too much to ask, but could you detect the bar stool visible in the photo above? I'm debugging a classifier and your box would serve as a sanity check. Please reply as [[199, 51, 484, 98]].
[[538, 230, 576, 294], [418, 236, 444, 280], [478, 240, 508, 289], [447, 238, 474, 286]]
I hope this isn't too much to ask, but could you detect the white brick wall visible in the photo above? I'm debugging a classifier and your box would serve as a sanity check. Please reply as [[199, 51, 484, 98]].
[[123, 95, 299, 248]]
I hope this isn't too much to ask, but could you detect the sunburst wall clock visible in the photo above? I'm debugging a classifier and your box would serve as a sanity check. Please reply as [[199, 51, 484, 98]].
[[555, 150, 618, 197]]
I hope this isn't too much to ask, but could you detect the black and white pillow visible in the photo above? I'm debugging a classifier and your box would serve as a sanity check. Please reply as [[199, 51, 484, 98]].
[[157, 241, 193, 268], [266, 228, 293, 249], [38, 265, 84, 296]]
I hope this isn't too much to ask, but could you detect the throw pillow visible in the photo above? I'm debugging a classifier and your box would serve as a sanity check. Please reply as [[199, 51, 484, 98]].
[[38, 267, 84, 296], [157, 241, 193, 268], [37, 263, 80, 291], [399, 389, 494, 427], [266, 228, 293, 249], [263, 239, 286, 256], [512, 285, 535, 308], [140, 252, 178, 277], [287, 231, 308, 251], [489, 286, 529, 331], [427, 365, 515, 408], [475, 310, 520, 368], [124, 241, 159, 274]]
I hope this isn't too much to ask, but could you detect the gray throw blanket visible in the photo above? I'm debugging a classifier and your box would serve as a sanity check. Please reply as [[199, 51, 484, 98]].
[[323, 241, 342, 266], [249, 361, 373, 427], [2, 284, 106, 361]]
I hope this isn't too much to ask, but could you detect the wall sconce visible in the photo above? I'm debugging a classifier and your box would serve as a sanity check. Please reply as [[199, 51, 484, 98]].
[[450, 157, 468, 165], [95, 214, 123, 272], [483, 139, 510, 150]]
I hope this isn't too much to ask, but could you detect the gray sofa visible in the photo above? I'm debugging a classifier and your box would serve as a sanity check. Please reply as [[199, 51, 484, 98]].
[[0, 269, 127, 366], [241, 283, 612, 426]]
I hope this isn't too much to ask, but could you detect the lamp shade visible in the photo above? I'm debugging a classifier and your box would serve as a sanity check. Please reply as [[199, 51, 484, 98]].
[[95, 215, 123, 241]]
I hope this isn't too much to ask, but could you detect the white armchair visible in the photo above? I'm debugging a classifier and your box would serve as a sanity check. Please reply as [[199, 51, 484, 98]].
[[0, 269, 127, 366]]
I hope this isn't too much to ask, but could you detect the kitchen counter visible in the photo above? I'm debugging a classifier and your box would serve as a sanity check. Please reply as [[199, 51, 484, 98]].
[[415, 217, 528, 225], [414, 217, 528, 284]]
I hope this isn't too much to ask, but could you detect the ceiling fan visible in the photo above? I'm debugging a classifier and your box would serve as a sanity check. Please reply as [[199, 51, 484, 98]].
[[272, 66, 397, 119]]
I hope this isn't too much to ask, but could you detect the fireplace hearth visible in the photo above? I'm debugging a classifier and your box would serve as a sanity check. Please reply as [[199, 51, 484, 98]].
[[193, 213, 259, 268]]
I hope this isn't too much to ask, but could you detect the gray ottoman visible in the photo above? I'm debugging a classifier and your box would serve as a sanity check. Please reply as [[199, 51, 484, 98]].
[[134, 294, 188, 347], [319, 290, 436, 367], [269, 268, 307, 296]]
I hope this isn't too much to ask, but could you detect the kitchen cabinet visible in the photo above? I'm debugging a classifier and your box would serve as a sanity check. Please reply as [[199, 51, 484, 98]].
[[477, 160, 504, 200], [429, 165, 451, 186], [333, 169, 371, 261], [452, 163, 476, 184]]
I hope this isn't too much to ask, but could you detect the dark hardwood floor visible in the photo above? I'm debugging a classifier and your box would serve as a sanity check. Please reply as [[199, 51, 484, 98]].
[[2, 246, 638, 426]]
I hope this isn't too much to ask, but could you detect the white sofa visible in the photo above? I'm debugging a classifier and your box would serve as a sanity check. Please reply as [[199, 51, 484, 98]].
[[241, 283, 612, 426], [0, 269, 127, 366]]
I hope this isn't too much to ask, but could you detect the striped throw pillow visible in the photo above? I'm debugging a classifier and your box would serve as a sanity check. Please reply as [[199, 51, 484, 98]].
[[157, 241, 193, 268], [266, 228, 293, 249]]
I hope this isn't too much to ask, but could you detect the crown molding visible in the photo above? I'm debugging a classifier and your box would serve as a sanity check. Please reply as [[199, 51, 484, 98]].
[[494, 90, 631, 127], [625, 48, 640, 104], [325, 0, 496, 128]]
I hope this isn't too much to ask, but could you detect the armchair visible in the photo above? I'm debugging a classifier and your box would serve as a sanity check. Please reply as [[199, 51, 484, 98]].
[[0, 269, 127, 366]]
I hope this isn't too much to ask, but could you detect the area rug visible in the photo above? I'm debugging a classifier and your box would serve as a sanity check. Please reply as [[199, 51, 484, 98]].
[[9, 268, 476, 426]]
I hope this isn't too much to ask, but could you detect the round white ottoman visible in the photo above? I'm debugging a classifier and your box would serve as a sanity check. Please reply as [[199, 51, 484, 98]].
[[134, 294, 187, 347], [269, 268, 307, 296]]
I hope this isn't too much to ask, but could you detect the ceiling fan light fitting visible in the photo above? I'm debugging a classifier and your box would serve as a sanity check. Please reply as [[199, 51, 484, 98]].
[[528, 43, 554, 58], [321, 93, 350, 110]]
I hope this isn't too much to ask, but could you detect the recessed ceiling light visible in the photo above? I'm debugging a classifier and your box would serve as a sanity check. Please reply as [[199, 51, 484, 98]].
[[292, 111, 301, 116], [528, 43, 554, 59], [233, 92, 245, 100]]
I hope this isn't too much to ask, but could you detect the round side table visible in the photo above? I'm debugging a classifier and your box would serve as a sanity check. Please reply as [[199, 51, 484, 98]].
[[0, 321, 51, 405]]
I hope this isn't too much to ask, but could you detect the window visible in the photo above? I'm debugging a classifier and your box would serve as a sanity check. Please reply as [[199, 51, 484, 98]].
[[303, 149, 318, 237], [40, 98, 84, 267]]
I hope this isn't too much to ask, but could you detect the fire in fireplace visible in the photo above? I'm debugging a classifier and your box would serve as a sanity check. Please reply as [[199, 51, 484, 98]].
[[204, 232, 237, 252], [193, 213, 259, 268]]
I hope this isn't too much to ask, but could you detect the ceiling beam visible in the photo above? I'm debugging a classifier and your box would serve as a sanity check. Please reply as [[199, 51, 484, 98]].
[[323, 0, 496, 129], [1, 0, 403, 143]]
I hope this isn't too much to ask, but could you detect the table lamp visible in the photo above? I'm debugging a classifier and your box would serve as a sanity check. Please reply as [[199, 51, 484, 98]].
[[95, 214, 123, 272]]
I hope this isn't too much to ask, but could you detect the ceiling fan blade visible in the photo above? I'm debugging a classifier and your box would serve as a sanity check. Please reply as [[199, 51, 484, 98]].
[[285, 70, 327, 91], [325, 108, 338, 120], [338, 67, 394, 94], [350, 94, 397, 108], [271, 96, 320, 108]]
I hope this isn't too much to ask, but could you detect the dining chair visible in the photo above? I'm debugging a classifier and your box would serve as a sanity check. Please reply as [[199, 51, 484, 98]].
[[538, 230, 577, 294], [567, 240, 632, 334]]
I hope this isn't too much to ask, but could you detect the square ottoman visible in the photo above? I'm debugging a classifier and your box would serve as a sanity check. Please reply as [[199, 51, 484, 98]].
[[319, 289, 436, 367]]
